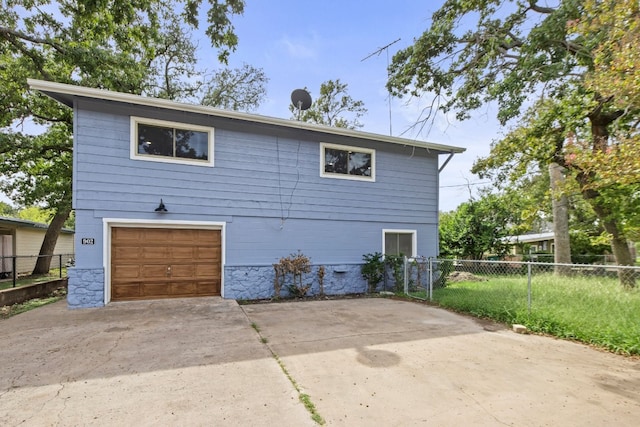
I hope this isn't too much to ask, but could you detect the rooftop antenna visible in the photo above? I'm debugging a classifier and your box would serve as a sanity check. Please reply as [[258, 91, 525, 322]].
[[291, 89, 312, 120], [361, 38, 401, 136]]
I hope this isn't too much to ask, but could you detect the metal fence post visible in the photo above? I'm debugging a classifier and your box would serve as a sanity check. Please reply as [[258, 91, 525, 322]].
[[12, 256, 17, 288], [428, 257, 433, 301], [527, 262, 532, 313], [403, 256, 408, 295]]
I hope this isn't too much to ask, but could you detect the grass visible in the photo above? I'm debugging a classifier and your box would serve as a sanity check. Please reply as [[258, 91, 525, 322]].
[[0, 287, 67, 319], [273, 353, 325, 425], [245, 318, 325, 425], [412, 273, 640, 355], [0, 268, 67, 291]]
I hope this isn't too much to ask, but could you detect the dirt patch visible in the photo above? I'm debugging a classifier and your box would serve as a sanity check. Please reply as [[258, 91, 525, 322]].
[[238, 292, 369, 305], [447, 271, 487, 283]]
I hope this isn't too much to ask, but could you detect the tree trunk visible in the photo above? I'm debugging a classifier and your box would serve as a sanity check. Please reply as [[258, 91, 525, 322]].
[[577, 114, 635, 288], [32, 208, 71, 275], [549, 162, 571, 275], [584, 197, 635, 288]]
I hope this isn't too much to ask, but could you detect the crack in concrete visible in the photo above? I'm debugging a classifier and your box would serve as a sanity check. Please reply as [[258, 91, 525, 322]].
[[240, 306, 326, 425], [81, 330, 126, 378], [20, 384, 65, 426], [456, 385, 511, 426], [0, 370, 26, 399], [53, 383, 68, 425]]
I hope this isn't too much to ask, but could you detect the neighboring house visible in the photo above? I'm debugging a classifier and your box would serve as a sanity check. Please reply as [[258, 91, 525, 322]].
[[30, 79, 465, 308], [505, 232, 555, 255], [0, 216, 75, 276]]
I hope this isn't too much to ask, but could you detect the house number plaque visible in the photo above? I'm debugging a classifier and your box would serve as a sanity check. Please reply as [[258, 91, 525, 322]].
[[81, 238, 95, 245]]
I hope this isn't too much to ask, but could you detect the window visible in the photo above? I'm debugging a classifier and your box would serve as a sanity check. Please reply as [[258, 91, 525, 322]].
[[320, 143, 375, 181], [131, 117, 213, 166], [383, 230, 416, 257]]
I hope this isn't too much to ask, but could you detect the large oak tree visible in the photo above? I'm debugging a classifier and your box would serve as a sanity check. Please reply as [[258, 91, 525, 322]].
[[0, 0, 246, 274], [388, 0, 639, 286]]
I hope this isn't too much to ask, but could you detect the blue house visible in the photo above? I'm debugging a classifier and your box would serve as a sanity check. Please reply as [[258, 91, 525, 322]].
[[30, 79, 464, 308]]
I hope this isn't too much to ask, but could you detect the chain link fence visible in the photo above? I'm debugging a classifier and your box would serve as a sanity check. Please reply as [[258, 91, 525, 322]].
[[391, 257, 640, 354], [402, 258, 640, 308]]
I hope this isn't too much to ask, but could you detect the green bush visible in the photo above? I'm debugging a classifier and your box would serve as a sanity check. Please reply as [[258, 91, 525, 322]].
[[384, 254, 405, 292], [433, 259, 454, 288], [361, 252, 384, 293]]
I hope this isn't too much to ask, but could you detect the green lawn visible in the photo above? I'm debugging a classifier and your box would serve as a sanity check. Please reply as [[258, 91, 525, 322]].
[[0, 287, 67, 319], [412, 274, 640, 355]]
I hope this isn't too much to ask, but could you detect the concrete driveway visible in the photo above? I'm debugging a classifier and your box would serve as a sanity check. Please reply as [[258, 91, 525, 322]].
[[1, 297, 639, 426]]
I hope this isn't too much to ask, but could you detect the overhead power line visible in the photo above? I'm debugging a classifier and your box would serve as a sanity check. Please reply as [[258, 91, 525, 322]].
[[440, 181, 491, 188]]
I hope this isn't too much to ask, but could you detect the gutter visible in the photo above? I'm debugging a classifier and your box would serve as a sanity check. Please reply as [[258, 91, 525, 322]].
[[28, 79, 466, 154]]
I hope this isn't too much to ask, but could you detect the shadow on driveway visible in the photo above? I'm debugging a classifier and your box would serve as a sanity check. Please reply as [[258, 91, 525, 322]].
[[2, 296, 639, 426]]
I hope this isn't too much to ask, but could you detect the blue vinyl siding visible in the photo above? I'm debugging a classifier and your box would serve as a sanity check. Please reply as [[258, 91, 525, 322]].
[[225, 217, 437, 265], [72, 99, 440, 268]]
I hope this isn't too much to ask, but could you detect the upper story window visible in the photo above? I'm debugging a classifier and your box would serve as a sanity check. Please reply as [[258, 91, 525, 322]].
[[320, 143, 375, 181], [131, 117, 214, 166]]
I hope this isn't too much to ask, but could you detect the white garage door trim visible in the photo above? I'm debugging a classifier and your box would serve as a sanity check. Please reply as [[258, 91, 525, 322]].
[[103, 218, 226, 305]]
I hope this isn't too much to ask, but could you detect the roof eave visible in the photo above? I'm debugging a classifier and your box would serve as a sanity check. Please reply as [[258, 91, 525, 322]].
[[28, 79, 466, 154]]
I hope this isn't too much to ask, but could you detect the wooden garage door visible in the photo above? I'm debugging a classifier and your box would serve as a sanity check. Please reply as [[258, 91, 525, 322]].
[[111, 227, 221, 301]]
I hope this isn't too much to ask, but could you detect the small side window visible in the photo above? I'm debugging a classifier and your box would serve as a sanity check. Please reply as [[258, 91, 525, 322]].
[[383, 230, 416, 257]]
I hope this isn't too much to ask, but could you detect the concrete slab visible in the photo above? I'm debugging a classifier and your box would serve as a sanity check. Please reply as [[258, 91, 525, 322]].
[[242, 298, 640, 426], [0, 298, 313, 426], [2, 296, 639, 426]]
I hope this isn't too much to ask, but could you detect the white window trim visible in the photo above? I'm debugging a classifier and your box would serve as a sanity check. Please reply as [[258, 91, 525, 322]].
[[130, 116, 214, 167], [320, 142, 375, 182], [102, 218, 226, 304], [382, 229, 417, 257]]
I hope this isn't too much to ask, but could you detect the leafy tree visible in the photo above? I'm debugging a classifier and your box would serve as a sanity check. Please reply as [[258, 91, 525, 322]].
[[439, 191, 520, 260], [387, 0, 639, 286], [549, 161, 571, 269], [144, 14, 203, 101], [290, 79, 367, 129], [0, 0, 245, 274], [17, 206, 55, 224], [0, 201, 16, 217], [201, 63, 268, 112], [14, 206, 74, 228], [145, 18, 268, 111], [579, 0, 640, 115]]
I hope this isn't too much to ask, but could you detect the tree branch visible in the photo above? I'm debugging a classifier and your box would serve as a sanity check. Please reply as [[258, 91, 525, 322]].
[[31, 112, 69, 123], [0, 26, 66, 54], [1, 32, 53, 80], [528, 1, 555, 14]]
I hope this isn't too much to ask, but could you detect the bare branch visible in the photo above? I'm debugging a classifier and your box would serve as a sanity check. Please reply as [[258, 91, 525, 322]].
[[528, 1, 555, 14]]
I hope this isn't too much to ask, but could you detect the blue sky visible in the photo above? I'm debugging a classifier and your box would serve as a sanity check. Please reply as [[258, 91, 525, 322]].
[[2, 1, 499, 211], [194, 0, 501, 211]]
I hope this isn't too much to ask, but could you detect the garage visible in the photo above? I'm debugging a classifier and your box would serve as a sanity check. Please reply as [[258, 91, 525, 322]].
[[110, 227, 221, 301]]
